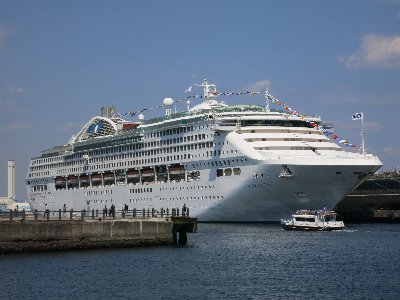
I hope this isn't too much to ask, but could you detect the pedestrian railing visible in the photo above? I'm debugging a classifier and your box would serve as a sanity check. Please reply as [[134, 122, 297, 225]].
[[0, 207, 190, 222]]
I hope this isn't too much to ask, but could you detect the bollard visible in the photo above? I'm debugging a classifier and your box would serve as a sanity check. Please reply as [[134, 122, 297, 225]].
[[9, 210, 13, 221], [59, 209, 62, 220], [152, 208, 155, 217], [46, 209, 50, 220], [142, 208, 145, 218], [96, 209, 99, 217], [177, 208, 180, 216], [92, 209, 95, 219], [172, 208, 176, 217], [22, 209, 26, 221], [133, 208, 136, 218], [34, 209, 38, 220], [70, 209, 73, 220], [81, 209, 86, 220], [167, 208, 169, 217], [187, 208, 190, 217], [161, 208, 164, 218], [102, 209, 106, 220], [147, 208, 150, 217]]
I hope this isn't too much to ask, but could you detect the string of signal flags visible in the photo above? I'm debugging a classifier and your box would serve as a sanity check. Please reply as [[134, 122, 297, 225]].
[[114, 88, 357, 149], [265, 93, 357, 148], [116, 90, 261, 118]]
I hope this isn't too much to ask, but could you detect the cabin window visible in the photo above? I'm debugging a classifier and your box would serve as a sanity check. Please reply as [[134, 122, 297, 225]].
[[217, 169, 224, 177], [295, 217, 315, 222], [224, 168, 232, 176]]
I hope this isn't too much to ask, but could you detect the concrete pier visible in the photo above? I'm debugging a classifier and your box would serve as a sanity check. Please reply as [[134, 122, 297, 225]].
[[0, 209, 197, 253]]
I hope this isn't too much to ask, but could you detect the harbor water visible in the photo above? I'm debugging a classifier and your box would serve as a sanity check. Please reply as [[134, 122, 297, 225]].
[[1, 223, 400, 299]]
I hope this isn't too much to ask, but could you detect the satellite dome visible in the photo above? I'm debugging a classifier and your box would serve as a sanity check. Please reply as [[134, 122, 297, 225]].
[[163, 97, 174, 106], [138, 114, 144, 120]]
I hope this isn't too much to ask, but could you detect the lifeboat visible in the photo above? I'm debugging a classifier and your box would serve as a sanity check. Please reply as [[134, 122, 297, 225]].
[[91, 174, 102, 181], [127, 169, 140, 178], [103, 171, 115, 180], [67, 175, 78, 184], [79, 174, 89, 182], [141, 168, 155, 177], [55, 176, 66, 185], [169, 165, 185, 175]]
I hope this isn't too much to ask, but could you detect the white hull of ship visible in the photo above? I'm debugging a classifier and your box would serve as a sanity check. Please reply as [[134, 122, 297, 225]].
[[27, 159, 380, 222]]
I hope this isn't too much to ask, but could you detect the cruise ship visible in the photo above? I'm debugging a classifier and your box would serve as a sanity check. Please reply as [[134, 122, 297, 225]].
[[26, 80, 382, 222]]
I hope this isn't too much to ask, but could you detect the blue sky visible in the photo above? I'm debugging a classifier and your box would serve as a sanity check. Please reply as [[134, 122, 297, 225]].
[[1, 0, 400, 200]]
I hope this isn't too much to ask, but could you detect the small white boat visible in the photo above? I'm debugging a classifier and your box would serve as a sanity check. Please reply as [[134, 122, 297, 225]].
[[281, 209, 345, 231]]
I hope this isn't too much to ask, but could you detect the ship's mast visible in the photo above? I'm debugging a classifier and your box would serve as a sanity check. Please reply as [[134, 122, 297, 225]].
[[195, 79, 217, 103], [264, 85, 270, 113]]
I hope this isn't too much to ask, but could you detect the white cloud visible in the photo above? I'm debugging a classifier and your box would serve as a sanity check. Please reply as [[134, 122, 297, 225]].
[[339, 34, 400, 68], [57, 122, 84, 132], [0, 22, 15, 48], [0, 99, 17, 107], [0, 26, 6, 48], [364, 121, 383, 131], [242, 79, 271, 92], [1, 122, 29, 131], [319, 92, 400, 105], [384, 147, 400, 158], [8, 86, 24, 94]]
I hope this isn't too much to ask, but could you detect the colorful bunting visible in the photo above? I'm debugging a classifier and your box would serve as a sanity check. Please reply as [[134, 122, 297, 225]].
[[266, 93, 357, 149], [114, 90, 261, 120]]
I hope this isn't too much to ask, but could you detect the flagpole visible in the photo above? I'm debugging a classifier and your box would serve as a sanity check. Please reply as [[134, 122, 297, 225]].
[[361, 112, 365, 156], [265, 89, 270, 113]]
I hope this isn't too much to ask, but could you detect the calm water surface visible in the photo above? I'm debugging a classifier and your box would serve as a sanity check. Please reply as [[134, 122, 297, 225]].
[[1, 223, 400, 300]]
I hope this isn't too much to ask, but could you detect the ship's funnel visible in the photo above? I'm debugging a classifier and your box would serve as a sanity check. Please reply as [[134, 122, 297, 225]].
[[101, 106, 116, 118]]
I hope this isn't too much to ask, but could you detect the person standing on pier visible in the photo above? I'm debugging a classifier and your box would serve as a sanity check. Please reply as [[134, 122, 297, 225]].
[[182, 204, 187, 217]]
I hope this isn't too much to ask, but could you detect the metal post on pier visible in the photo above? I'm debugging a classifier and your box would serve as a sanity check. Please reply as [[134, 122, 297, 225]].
[[34, 210, 38, 220], [70, 209, 73, 221], [59, 209, 62, 220]]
